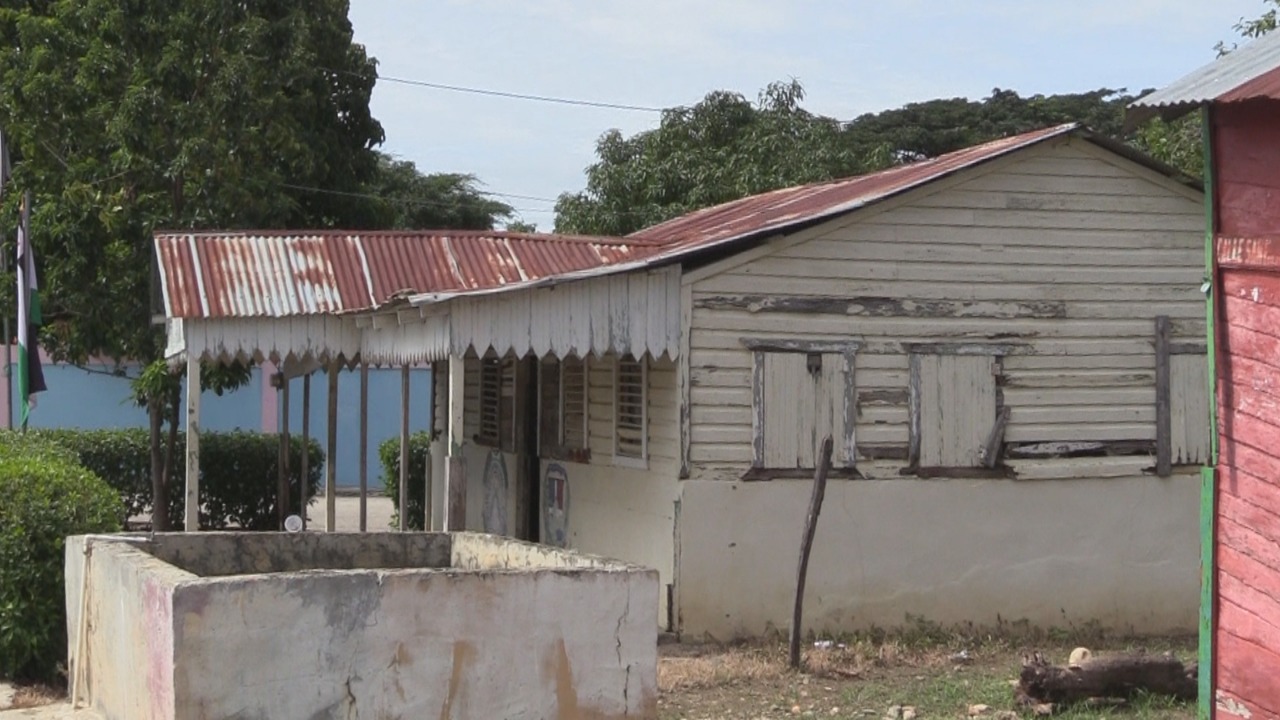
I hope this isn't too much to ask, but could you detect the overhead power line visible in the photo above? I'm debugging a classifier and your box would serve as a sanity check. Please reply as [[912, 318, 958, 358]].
[[280, 182, 553, 215], [329, 67, 667, 113]]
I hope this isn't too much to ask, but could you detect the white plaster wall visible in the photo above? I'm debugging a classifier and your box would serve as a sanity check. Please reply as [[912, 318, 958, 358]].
[[676, 474, 1200, 640], [542, 458, 679, 626], [168, 567, 657, 719], [66, 538, 184, 720]]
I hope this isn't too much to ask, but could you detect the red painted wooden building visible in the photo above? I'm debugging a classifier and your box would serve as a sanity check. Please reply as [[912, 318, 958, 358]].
[[1131, 30, 1280, 719]]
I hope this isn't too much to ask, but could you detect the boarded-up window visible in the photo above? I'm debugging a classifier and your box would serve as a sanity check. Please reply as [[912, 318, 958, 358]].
[[755, 352, 847, 469], [916, 355, 996, 467], [539, 356, 588, 457], [479, 356, 516, 451], [562, 356, 587, 450], [479, 358, 501, 446], [615, 355, 647, 462], [1171, 354, 1210, 465]]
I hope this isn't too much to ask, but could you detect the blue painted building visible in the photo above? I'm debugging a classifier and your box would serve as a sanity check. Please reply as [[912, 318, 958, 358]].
[[2, 349, 431, 488]]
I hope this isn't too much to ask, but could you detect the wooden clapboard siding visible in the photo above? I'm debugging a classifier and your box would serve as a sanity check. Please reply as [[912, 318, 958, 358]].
[[1215, 263, 1280, 715], [688, 138, 1205, 480], [1214, 103, 1280, 238]]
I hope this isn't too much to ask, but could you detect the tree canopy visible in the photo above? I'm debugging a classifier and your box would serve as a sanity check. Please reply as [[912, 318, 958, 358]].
[[365, 153, 513, 230], [553, 84, 1172, 236]]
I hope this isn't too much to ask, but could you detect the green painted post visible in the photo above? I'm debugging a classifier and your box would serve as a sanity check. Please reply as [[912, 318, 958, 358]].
[[1198, 105, 1217, 720]]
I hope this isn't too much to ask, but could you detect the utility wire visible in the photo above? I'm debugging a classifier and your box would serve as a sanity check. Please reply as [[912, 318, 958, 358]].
[[329, 67, 667, 114], [280, 182, 554, 215]]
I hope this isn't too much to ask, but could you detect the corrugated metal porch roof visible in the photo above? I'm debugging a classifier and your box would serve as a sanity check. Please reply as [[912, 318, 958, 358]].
[[1128, 29, 1280, 125], [156, 230, 642, 319]]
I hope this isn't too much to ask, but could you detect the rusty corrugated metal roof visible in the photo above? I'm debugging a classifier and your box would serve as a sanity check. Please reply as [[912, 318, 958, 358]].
[[160, 123, 1179, 318], [156, 230, 640, 318], [1128, 30, 1280, 125], [626, 123, 1081, 251]]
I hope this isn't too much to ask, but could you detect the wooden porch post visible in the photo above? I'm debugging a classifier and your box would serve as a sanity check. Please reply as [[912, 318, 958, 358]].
[[445, 354, 466, 531], [325, 362, 338, 531], [184, 352, 201, 532], [300, 374, 311, 530], [399, 365, 410, 532], [278, 376, 290, 531], [359, 360, 369, 532]]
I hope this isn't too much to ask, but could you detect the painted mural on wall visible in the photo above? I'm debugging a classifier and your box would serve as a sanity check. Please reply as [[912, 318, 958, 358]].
[[482, 450, 509, 536], [543, 462, 570, 548]]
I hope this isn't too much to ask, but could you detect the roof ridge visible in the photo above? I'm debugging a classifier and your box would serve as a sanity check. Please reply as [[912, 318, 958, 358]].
[[152, 228, 637, 245]]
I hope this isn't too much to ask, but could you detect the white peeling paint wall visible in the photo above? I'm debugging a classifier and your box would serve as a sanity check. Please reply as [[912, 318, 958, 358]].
[[676, 474, 1200, 640], [428, 354, 682, 628]]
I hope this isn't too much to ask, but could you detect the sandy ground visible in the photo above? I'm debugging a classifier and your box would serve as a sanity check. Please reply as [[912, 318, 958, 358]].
[[306, 492, 397, 532]]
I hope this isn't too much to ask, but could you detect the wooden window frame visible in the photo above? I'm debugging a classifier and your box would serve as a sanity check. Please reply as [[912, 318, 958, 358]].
[[742, 338, 859, 473], [538, 355, 590, 462], [613, 354, 648, 468], [906, 344, 1009, 477]]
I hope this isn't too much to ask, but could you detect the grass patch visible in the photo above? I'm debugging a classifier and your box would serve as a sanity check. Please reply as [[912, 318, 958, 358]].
[[658, 622, 1196, 720]]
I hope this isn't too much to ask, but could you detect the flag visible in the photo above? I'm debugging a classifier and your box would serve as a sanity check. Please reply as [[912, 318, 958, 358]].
[[17, 193, 46, 428]]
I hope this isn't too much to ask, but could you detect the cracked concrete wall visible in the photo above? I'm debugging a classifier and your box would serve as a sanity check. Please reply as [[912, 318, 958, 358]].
[[169, 567, 658, 719], [676, 474, 1199, 640], [66, 538, 187, 720], [68, 534, 658, 720]]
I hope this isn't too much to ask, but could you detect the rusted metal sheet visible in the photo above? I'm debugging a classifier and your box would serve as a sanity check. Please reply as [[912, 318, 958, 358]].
[[1128, 30, 1280, 124], [155, 230, 639, 319], [628, 124, 1080, 254]]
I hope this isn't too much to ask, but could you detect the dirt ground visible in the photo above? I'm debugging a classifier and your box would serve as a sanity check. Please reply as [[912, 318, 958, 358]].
[[657, 635, 1198, 720], [2, 635, 1197, 719]]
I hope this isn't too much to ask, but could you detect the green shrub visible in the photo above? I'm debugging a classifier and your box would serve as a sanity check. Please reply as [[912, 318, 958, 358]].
[[0, 437, 122, 681], [380, 431, 434, 530], [29, 429, 322, 531]]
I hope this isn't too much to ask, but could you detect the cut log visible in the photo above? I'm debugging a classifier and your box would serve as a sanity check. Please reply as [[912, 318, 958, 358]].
[[1016, 651, 1197, 707]]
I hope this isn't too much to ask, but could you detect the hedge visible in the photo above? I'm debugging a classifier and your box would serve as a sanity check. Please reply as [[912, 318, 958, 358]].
[[0, 433, 122, 681], [380, 431, 433, 530], [27, 428, 323, 531]]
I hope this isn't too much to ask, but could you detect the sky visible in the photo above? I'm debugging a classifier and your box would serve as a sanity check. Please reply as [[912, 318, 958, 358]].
[[348, 0, 1266, 231]]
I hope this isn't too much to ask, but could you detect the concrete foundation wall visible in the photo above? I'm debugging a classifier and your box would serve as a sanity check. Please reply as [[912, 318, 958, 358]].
[[67, 532, 657, 720], [676, 474, 1200, 640]]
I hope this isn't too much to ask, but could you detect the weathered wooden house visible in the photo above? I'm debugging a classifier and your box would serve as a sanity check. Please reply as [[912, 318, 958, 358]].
[[160, 123, 1209, 640], [1131, 29, 1280, 719]]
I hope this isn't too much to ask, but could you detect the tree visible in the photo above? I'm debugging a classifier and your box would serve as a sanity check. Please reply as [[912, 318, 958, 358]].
[[0, 0, 383, 529], [555, 80, 860, 236], [555, 84, 1159, 236], [365, 153, 513, 230]]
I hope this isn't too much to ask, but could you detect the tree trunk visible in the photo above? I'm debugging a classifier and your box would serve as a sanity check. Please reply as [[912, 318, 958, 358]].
[[163, 382, 182, 526], [148, 400, 170, 531], [1017, 651, 1197, 707]]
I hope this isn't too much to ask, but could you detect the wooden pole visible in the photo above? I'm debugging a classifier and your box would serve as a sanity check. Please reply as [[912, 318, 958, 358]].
[[326, 363, 338, 531], [790, 435, 833, 669], [399, 365, 410, 532], [445, 355, 467, 531], [184, 353, 201, 532], [300, 374, 310, 530], [1155, 315, 1173, 478], [425, 362, 436, 531], [359, 361, 369, 532], [278, 376, 290, 531]]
